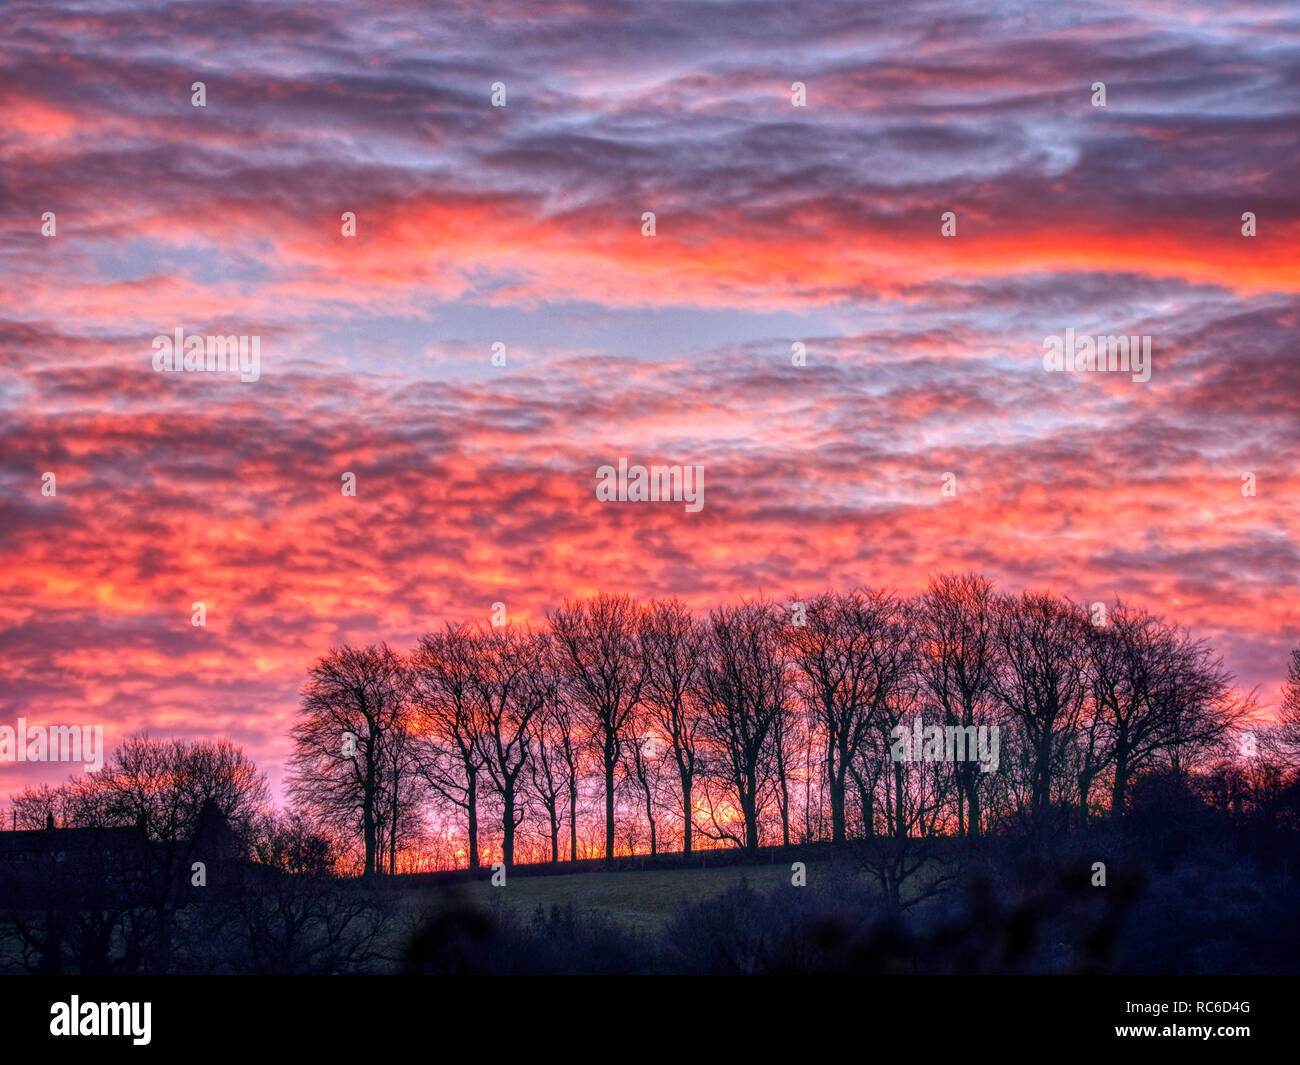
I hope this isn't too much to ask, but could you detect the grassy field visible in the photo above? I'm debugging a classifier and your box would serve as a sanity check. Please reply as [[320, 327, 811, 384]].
[[430, 861, 831, 935]]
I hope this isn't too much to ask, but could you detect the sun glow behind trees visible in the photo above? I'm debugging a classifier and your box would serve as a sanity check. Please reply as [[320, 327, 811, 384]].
[[271, 575, 1262, 875]]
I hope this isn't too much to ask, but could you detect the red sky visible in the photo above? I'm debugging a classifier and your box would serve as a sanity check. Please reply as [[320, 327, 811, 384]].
[[2, 0, 1298, 800]]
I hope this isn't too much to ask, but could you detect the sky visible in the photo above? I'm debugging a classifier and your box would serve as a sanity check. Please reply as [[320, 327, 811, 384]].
[[1, 0, 1298, 801]]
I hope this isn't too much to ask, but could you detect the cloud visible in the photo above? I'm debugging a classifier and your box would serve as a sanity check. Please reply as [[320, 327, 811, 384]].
[[1, 0, 1297, 796]]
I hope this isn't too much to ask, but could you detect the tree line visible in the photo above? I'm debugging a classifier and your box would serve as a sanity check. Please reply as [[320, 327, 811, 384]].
[[11, 573, 1299, 877], [283, 573, 1276, 874]]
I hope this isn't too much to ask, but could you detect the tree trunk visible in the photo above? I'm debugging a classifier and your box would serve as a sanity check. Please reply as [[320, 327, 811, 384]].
[[775, 748, 791, 848], [829, 771, 847, 843], [569, 781, 578, 861], [467, 771, 480, 868], [681, 776, 693, 854], [362, 786, 377, 877], [502, 788, 515, 866], [743, 770, 759, 852], [1111, 752, 1130, 821], [1034, 734, 1053, 826], [966, 778, 981, 838], [604, 738, 616, 862], [894, 762, 906, 838], [851, 766, 875, 838], [389, 788, 398, 875]]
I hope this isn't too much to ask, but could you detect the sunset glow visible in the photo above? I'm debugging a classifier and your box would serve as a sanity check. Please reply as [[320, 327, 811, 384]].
[[2, 0, 1297, 811]]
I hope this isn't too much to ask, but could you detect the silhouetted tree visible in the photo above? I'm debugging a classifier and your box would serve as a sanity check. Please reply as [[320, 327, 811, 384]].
[[991, 591, 1089, 830], [697, 599, 789, 853], [6, 734, 268, 970], [1082, 602, 1239, 819], [788, 589, 907, 842], [287, 644, 409, 877], [472, 625, 546, 866], [525, 664, 571, 863], [551, 593, 646, 862], [620, 702, 672, 855], [410, 624, 487, 868], [638, 597, 705, 853], [915, 573, 1000, 836], [1270, 644, 1300, 769]]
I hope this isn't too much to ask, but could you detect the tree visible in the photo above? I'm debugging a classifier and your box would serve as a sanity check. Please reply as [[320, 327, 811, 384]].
[[377, 707, 422, 875], [409, 625, 487, 868], [831, 592, 919, 840], [251, 810, 339, 876], [696, 599, 789, 853], [1158, 640, 1255, 782], [638, 598, 705, 853], [620, 704, 671, 855], [914, 574, 999, 836], [8, 733, 269, 971], [9, 783, 74, 830], [525, 665, 571, 863], [769, 688, 796, 847], [471, 625, 545, 866], [1269, 643, 1300, 768], [86, 734, 268, 843], [551, 594, 646, 862], [1083, 602, 1211, 818], [287, 644, 410, 877], [545, 655, 585, 862], [991, 591, 1089, 830], [787, 589, 905, 843]]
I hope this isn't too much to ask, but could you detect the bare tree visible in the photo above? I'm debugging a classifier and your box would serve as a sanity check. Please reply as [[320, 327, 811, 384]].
[[89, 735, 268, 842], [1084, 602, 1187, 818], [9, 783, 76, 830], [914, 574, 1000, 836], [696, 599, 789, 853], [250, 810, 339, 876], [1272, 644, 1300, 767], [638, 598, 705, 853], [832, 592, 919, 841], [855, 757, 960, 914], [379, 704, 422, 876], [620, 704, 672, 855], [409, 625, 487, 868], [12, 734, 269, 971], [287, 644, 409, 877], [991, 591, 1089, 829], [769, 690, 797, 846], [552, 677, 584, 862], [525, 656, 571, 863], [550, 594, 646, 862], [472, 625, 545, 867], [787, 589, 905, 843], [1158, 640, 1256, 782]]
